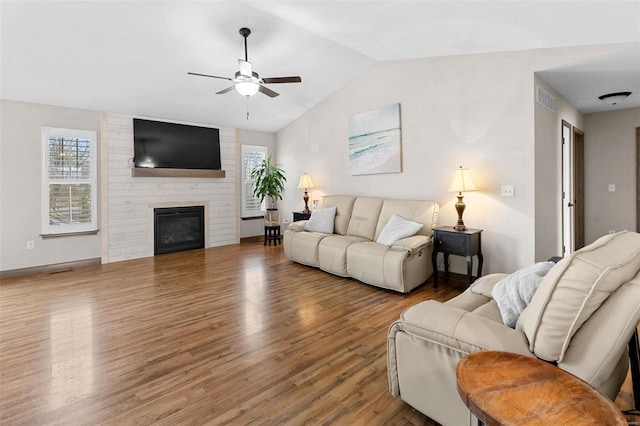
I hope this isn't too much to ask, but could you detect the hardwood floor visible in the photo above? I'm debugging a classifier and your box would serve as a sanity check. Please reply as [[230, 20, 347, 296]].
[[0, 240, 456, 425], [0, 240, 635, 425]]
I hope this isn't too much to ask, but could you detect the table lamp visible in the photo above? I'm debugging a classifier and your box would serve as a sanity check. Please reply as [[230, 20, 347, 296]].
[[448, 166, 477, 231], [297, 173, 315, 213]]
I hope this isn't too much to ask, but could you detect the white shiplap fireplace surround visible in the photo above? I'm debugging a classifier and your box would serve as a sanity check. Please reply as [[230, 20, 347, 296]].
[[100, 113, 238, 264]]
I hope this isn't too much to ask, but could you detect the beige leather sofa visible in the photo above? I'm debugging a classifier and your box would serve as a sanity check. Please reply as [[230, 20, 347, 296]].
[[388, 230, 640, 425], [283, 195, 439, 293]]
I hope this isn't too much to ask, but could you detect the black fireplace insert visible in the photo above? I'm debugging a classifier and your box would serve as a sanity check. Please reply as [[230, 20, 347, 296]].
[[154, 206, 205, 255]]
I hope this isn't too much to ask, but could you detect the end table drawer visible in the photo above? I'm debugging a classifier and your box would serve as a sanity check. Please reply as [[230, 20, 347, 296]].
[[436, 232, 467, 256]]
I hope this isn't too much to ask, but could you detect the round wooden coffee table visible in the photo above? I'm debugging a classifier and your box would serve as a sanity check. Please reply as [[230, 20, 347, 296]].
[[456, 351, 626, 425]]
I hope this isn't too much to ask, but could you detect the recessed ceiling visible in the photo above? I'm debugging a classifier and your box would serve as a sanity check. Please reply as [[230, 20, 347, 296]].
[[1, 1, 639, 133]]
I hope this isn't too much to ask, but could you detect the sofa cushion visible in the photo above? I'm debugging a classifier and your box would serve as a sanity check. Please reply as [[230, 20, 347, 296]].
[[346, 197, 384, 240], [319, 235, 368, 276], [321, 195, 356, 236], [376, 214, 423, 245], [284, 230, 329, 267], [517, 231, 640, 362], [492, 261, 555, 328], [304, 206, 336, 234]]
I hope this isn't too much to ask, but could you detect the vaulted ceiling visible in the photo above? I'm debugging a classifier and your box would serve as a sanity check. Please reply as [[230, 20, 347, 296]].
[[1, 1, 639, 132]]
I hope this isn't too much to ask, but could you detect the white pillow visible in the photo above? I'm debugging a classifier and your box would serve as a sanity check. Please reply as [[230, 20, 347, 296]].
[[376, 214, 423, 246], [492, 261, 555, 328], [304, 206, 337, 234]]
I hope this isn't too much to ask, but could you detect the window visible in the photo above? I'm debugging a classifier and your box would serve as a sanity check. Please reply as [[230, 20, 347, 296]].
[[241, 145, 267, 218], [42, 127, 97, 235]]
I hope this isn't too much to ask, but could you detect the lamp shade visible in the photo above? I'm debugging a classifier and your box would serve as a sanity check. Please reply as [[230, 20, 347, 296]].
[[448, 166, 477, 193], [297, 173, 315, 189], [235, 81, 260, 97]]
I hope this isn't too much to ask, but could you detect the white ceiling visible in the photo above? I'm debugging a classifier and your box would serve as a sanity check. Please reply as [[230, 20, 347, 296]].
[[1, 1, 639, 133]]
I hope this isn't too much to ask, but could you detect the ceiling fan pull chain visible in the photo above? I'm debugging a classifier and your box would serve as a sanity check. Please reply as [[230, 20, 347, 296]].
[[246, 97, 250, 120]]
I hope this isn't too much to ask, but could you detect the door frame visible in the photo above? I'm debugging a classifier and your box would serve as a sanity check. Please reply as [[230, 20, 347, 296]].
[[561, 120, 573, 256], [636, 127, 639, 232], [560, 120, 585, 255], [573, 127, 585, 250]]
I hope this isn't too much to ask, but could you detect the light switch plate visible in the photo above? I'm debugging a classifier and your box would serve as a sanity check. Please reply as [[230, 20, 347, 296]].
[[501, 185, 515, 197], [608, 184, 615, 192]]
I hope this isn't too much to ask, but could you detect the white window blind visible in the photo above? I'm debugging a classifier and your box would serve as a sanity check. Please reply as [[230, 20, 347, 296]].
[[241, 145, 267, 218], [42, 127, 97, 235]]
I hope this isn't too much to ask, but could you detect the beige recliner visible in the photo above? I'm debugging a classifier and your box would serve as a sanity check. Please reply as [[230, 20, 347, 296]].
[[387, 230, 640, 426]]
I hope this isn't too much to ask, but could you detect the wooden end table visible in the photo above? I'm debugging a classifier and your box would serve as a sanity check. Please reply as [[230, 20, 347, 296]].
[[432, 226, 483, 288], [456, 351, 626, 425]]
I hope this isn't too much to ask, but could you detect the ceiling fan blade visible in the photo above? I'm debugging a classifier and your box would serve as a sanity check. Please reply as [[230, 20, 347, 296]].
[[188, 72, 232, 81], [262, 76, 302, 84], [258, 85, 279, 98], [216, 85, 236, 95], [238, 60, 253, 77]]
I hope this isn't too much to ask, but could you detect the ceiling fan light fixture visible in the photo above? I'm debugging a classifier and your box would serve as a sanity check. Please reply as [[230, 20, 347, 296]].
[[235, 81, 260, 97], [188, 27, 301, 101], [598, 91, 632, 106]]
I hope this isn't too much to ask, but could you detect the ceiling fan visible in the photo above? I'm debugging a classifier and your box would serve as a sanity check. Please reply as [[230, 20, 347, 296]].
[[188, 27, 302, 98]]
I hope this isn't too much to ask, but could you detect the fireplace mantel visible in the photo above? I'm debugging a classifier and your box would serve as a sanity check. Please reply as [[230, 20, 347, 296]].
[[132, 168, 226, 178]]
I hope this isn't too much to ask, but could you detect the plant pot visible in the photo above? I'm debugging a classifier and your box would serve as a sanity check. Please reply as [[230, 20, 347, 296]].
[[265, 209, 280, 227]]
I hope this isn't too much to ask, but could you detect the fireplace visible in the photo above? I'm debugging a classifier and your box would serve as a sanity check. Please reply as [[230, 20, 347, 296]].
[[154, 206, 205, 255]]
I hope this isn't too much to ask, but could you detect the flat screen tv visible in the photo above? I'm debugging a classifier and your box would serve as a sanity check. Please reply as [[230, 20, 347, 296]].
[[133, 119, 221, 170]]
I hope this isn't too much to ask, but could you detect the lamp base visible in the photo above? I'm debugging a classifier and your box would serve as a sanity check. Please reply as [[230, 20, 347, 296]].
[[454, 194, 467, 231], [302, 192, 310, 214], [454, 222, 467, 232]]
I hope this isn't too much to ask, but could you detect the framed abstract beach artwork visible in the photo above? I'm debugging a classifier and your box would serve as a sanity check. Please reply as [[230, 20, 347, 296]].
[[348, 103, 402, 175]]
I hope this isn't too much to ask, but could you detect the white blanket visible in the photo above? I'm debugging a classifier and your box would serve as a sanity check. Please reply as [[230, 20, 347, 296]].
[[492, 261, 555, 328]]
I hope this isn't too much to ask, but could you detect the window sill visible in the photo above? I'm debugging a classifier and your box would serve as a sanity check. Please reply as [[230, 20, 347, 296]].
[[40, 230, 99, 239]]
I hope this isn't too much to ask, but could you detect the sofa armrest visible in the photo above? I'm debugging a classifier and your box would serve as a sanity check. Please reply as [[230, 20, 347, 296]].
[[287, 221, 308, 232], [389, 235, 431, 254], [387, 300, 532, 398], [468, 273, 509, 299], [394, 300, 532, 355]]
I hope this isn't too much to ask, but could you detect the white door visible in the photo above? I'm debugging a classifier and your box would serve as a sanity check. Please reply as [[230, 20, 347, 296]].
[[562, 121, 574, 256]]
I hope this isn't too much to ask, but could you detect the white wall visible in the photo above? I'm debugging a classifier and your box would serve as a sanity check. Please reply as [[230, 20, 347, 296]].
[[583, 107, 640, 242], [0, 100, 102, 272], [238, 129, 277, 238], [0, 99, 277, 272], [534, 76, 583, 261], [276, 45, 630, 274]]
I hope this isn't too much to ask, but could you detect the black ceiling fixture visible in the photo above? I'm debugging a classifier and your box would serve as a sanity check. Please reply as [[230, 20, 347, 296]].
[[598, 91, 632, 106], [188, 27, 302, 98]]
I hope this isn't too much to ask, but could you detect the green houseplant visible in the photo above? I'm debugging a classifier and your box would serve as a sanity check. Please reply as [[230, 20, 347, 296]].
[[251, 156, 286, 223]]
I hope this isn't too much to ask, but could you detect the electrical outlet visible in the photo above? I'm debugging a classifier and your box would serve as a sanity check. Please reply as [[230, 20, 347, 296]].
[[501, 185, 515, 197], [608, 184, 616, 192], [26, 240, 35, 250]]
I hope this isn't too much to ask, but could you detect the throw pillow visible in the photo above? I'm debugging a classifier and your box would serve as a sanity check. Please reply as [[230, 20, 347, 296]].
[[492, 261, 555, 328], [304, 206, 337, 234], [376, 214, 423, 246]]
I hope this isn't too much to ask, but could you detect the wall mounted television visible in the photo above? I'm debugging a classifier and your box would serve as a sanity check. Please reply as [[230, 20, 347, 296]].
[[133, 118, 221, 171]]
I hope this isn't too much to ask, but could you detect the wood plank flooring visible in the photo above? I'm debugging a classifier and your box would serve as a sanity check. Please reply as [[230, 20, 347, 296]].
[[0, 239, 635, 425]]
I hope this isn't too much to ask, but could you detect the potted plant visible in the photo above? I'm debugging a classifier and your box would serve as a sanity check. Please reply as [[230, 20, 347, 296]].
[[251, 155, 286, 226]]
